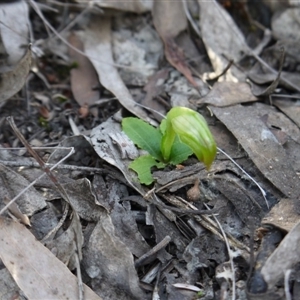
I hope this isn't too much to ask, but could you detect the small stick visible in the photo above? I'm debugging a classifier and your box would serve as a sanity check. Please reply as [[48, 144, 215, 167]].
[[135, 236, 171, 268]]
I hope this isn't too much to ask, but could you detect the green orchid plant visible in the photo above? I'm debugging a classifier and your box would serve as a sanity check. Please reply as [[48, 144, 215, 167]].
[[122, 107, 217, 185]]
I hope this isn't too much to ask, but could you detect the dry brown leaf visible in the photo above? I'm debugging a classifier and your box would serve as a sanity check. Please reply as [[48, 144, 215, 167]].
[[82, 16, 156, 125], [262, 198, 299, 232], [152, 0, 197, 87], [0, 217, 102, 300], [163, 38, 198, 87], [198, 82, 258, 107], [0, 46, 31, 102], [68, 32, 99, 117], [211, 103, 300, 200]]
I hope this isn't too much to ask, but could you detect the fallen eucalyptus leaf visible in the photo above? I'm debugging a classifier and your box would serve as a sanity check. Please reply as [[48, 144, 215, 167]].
[[0, 217, 102, 299]]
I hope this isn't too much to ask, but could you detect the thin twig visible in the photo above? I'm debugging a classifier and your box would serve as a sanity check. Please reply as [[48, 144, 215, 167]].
[[135, 236, 171, 268]]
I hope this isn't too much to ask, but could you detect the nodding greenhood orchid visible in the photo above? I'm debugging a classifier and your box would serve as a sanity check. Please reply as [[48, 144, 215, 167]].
[[122, 106, 217, 184], [161, 107, 217, 169]]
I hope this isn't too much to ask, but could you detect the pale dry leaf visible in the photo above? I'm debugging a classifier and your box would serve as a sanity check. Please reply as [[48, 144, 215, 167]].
[[0, 47, 32, 102], [68, 32, 99, 116], [0, 217, 102, 300], [0, 1, 29, 65], [152, 0, 187, 38], [173, 283, 201, 292], [198, 82, 258, 107], [82, 16, 156, 125], [262, 198, 299, 232], [198, 0, 248, 81]]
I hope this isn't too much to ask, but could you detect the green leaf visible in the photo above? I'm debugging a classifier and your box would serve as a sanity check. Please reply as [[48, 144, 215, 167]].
[[122, 118, 163, 161], [159, 119, 167, 133], [169, 136, 193, 165], [129, 155, 166, 185]]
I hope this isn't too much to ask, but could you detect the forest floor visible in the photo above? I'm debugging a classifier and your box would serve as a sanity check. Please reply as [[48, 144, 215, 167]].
[[0, 1, 300, 299]]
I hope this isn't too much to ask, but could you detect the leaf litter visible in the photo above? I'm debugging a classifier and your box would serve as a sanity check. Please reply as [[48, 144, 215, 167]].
[[0, 1, 300, 299]]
